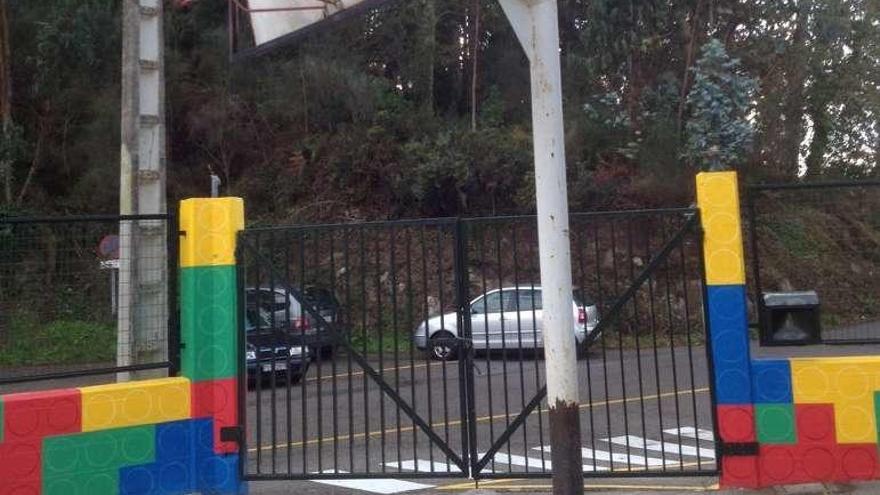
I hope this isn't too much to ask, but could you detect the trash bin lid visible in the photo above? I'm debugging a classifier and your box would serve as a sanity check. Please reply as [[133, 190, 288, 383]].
[[762, 291, 819, 307]]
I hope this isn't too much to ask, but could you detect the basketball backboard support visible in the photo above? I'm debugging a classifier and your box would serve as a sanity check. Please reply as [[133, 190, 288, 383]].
[[229, 0, 391, 58], [227, 1, 583, 489]]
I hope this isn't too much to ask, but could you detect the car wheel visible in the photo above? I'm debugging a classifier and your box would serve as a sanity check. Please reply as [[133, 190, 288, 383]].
[[430, 331, 458, 361]]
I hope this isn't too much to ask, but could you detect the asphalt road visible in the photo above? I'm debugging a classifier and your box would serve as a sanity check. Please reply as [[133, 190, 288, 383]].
[[4, 341, 880, 495], [241, 339, 717, 494], [241, 340, 880, 495]]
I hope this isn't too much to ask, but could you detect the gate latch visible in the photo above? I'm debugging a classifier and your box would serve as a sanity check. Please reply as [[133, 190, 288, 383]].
[[220, 426, 243, 445]]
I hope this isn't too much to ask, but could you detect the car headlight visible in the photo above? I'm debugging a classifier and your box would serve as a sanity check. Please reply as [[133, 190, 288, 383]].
[[246, 350, 257, 360], [289, 346, 304, 357]]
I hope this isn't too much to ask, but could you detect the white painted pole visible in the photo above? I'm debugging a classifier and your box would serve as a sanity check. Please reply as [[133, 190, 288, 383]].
[[499, 1, 582, 493]]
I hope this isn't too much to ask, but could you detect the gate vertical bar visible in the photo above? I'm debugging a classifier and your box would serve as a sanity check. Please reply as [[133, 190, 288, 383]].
[[455, 218, 476, 477], [499, 2, 582, 492]]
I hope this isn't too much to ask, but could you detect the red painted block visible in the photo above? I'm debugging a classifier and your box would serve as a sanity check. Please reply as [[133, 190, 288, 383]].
[[759, 445, 811, 486], [721, 455, 761, 489], [0, 479, 40, 495], [835, 444, 880, 481], [0, 440, 41, 481], [0, 440, 42, 495], [717, 405, 756, 443], [192, 378, 237, 454], [795, 404, 836, 445], [2, 389, 81, 442]]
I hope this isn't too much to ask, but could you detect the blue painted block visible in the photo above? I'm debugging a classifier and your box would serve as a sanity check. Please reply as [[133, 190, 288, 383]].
[[197, 454, 245, 494], [707, 285, 752, 404], [121, 462, 196, 495], [156, 418, 214, 460], [751, 359, 792, 404], [121, 418, 217, 495]]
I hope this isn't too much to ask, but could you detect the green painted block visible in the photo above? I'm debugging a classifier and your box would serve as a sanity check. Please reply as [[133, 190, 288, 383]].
[[875, 392, 880, 444], [44, 470, 119, 495], [43, 425, 155, 479], [756, 403, 796, 444], [180, 265, 238, 381]]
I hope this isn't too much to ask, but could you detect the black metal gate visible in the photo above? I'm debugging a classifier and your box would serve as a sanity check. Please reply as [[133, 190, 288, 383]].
[[237, 220, 470, 480], [235, 209, 717, 481], [462, 210, 717, 479]]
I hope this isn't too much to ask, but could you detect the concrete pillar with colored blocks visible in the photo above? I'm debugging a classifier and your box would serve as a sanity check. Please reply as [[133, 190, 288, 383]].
[[696, 171, 758, 488], [179, 197, 245, 491]]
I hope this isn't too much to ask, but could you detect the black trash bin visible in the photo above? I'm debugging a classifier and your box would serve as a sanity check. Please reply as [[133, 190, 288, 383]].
[[759, 291, 821, 346]]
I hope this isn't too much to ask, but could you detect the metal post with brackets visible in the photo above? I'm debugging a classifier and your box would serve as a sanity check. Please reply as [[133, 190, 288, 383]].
[[498, 1, 583, 493]]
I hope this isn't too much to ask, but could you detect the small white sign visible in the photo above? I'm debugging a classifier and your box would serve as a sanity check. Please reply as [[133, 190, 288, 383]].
[[100, 259, 120, 270]]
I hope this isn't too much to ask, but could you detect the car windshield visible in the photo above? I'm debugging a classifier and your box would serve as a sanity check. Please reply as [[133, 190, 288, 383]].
[[244, 307, 274, 332]]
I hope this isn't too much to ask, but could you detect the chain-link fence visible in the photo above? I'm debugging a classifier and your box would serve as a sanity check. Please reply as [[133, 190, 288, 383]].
[[0, 214, 176, 390], [747, 181, 880, 343]]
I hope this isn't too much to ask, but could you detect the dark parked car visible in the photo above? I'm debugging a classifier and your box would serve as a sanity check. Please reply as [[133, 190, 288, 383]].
[[245, 307, 310, 385], [245, 285, 346, 357]]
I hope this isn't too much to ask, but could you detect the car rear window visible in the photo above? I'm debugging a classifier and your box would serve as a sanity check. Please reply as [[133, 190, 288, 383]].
[[573, 288, 595, 306]]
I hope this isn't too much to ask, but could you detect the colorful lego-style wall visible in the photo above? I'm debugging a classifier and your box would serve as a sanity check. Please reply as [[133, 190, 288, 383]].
[[0, 198, 245, 495], [698, 172, 880, 488]]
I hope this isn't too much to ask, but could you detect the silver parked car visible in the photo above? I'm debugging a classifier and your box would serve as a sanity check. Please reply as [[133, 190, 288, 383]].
[[414, 286, 600, 360]]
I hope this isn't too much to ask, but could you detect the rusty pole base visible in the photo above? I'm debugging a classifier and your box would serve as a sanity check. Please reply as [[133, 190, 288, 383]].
[[549, 399, 584, 495]]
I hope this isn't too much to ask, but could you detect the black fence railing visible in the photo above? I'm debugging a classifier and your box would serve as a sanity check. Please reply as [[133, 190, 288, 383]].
[[747, 180, 880, 344], [0, 214, 177, 389], [236, 209, 716, 480]]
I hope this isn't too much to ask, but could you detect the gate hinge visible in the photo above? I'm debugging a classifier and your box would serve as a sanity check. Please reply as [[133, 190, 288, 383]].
[[220, 426, 243, 445], [719, 441, 759, 456]]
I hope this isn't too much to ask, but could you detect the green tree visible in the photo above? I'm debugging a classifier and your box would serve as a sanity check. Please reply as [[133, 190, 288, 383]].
[[684, 39, 757, 171]]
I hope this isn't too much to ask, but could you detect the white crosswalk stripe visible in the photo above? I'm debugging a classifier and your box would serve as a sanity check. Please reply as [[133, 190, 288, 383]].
[[306, 426, 716, 492], [663, 427, 715, 441], [604, 435, 716, 459], [483, 452, 610, 472], [310, 470, 434, 494], [536, 445, 679, 468], [383, 460, 462, 474]]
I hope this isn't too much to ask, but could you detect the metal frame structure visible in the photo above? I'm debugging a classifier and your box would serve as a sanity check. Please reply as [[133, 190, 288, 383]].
[[0, 213, 179, 386], [746, 180, 880, 345], [234, 208, 719, 481]]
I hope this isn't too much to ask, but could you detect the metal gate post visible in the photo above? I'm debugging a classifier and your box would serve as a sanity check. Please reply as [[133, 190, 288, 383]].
[[499, 2, 582, 493]]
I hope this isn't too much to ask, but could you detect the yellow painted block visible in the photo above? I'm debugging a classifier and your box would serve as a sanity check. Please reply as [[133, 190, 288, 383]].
[[834, 399, 877, 443], [791, 361, 834, 403], [792, 357, 880, 403], [79, 377, 191, 432], [695, 172, 746, 285], [179, 198, 245, 268]]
